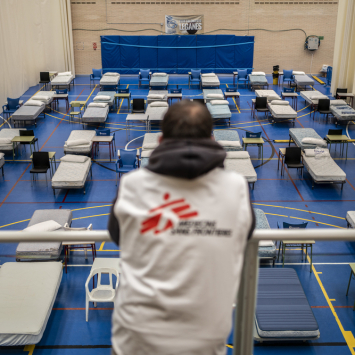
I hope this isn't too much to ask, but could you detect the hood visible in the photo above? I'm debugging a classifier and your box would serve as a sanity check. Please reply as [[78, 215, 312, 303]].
[[146, 138, 226, 179]]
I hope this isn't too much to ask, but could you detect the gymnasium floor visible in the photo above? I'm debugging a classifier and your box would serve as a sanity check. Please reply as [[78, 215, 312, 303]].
[[1, 74, 355, 355]]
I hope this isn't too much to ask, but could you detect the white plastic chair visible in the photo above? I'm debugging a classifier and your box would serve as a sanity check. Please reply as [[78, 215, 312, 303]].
[[85, 267, 119, 321]]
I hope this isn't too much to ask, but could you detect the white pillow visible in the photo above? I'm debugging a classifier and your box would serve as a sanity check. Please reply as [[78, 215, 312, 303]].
[[88, 102, 108, 108], [293, 71, 305, 75], [141, 150, 153, 158], [58, 71, 71, 76], [24, 100, 44, 106], [259, 240, 274, 247], [207, 94, 224, 99], [150, 102, 169, 107], [267, 95, 280, 101], [251, 72, 265, 76], [218, 140, 241, 148], [309, 95, 327, 100], [0, 153, 4, 159], [94, 95, 111, 101], [301, 137, 327, 147], [104, 72, 119, 76], [143, 142, 159, 149], [330, 100, 348, 106], [210, 100, 229, 106], [270, 100, 289, 106], [148, 94, 166, 99], [60, 155, 89, 163], [152, 72, 167, 76], [24, 220, 62, 232], [0, 138, 12, 144], [202, 73, 216, 77], [65, 139, 91, 147], [226, 151, 250, 159], [33, 95, 51, 101]]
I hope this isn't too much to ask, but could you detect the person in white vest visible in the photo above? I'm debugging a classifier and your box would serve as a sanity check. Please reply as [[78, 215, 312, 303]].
[[108, 100, 255, 355]]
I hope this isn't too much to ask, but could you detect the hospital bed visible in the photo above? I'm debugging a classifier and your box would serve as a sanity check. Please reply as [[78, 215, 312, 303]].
[[100, 72, 120, 91], [140, 149, 152, 168], [52, 154, 92, 195], [330, 100, 355, 125], [147, 90, 168, 105], [268, 100, 297, 125], [294, 73, 314, 91], [302, 148, 346, 189], [224, 151, 257, 189], [213, 129, 243, 151], [254, 208, 276, 265], [254, 268, 320, 342], [12, 100, 46, 126], [289, 128, 327, 151], [249, 72, 269, 90], [201, 73, 220, 88], [16, 209, 73, 261], [0, 128, 25, 153], [93, 91, 116, 111], [149, 73, 169, 89], [64, 130, 96, 156], [82, 103, 109, 128], [32, 91, 55, 111], [0, 262, 62, 346], [203, 89, 224, 103], [142, 132, 161, 151], [206, 100, 232, 126], [51, 72, 75, 91], [145, 102, 169, 128]]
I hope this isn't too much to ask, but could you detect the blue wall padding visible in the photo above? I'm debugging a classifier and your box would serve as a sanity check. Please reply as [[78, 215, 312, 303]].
[[101, 35, 254, 74]]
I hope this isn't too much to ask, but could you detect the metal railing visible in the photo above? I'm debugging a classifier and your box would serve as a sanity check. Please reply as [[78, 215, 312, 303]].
[[1, 228, 355, 355]]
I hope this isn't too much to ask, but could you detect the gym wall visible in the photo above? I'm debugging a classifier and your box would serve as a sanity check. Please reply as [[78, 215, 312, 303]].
[[71, 0, 338, 75]]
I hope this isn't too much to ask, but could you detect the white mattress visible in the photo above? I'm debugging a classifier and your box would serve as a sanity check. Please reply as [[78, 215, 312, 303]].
[[255, 90, 280, 101], [269, 104, 297, 119], [94, 91, 115, 106], [224, 157, 257, 183], [82, 106, 109, 123], [303, 155, 346, 182], [52, 159, 91, 188], [0, 128, 25, 151], [100, 75, 120, 85], [32, 91, 55, 105], [0, 262, 62, 346], [51, 75, 74, 85], [201, 75, 220, 87], [150, 75, 169, 87], [64, 130, 96, 154], [300, 90, 328, 105], [294, 74, 314, 86], [346, 211, 355, 228], [203, 89, 224, 103], [146, 105, 168, 121], [142, 133, 160, 151], [147, 90, 168, 104]]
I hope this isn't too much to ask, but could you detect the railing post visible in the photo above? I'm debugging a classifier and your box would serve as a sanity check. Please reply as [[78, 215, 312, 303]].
[[233, 239, 259, 355]]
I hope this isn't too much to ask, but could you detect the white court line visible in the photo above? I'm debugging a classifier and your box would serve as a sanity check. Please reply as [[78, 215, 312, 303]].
[[125, 135, 144, 149]]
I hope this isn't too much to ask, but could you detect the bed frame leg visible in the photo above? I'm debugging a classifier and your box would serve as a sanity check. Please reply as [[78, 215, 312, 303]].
[[52, 188, 55, 196]]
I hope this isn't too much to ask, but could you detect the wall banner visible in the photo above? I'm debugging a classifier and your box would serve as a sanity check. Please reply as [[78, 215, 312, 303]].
[[165, 15, 204, 35]]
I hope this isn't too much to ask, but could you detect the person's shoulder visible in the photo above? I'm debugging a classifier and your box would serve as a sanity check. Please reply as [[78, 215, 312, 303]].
[[213, 167, 247, 186], [121, 168, 148, 183]]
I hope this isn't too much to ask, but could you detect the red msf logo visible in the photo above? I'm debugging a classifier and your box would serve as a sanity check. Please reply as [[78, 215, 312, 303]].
[[140, 193, 198, 234]]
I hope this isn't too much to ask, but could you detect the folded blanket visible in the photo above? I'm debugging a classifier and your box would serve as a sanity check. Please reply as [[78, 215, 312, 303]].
[[152, 72, 167, 77], [259, 241, 275, 247], [65, 139, 91, 147], [0, 138, 12, 144], [293, 71, 305, 75], [304, 148, 330, 158], [206, 94, 224, 99], [60, 154, 89, 163], [270, 100, 289, 106], [58, 71, 72, 76], [218, 140, 241, 148], [210, 100, 229, 106], [33, 95, 51, 101], [24, 220, 62, 232], [150, 102, 169, 107], [226, 151, 250, 159], [267, 95, 280, 101], [148, 94, 166, 99], [251, 72, 265, 76], [94, 95, 111, 101], [88, 102, 108, 108], [24, 100, 44, 107], [202, 73, 216, 77], [301, 137, 327, 147], [104, 72, 120, 76]]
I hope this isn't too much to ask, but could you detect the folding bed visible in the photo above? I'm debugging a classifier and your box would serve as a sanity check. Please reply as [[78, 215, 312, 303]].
[[203, 89, 224, 103], [149, 72, 169, 89], [140, 149, 152, 168], [12, 100, 46, 126], [254, 208, 276, 265], [93, 91, 116, 111], [100, 72, 120, 91], [293, 71, 314, 91], [224, 151, 257, 189], [51, 71, 75, 90], [201, 73, 220, 88], [289, 128, 327, 151], [81, 103, 109, 128], [147, 90, 168, 105], [145, 102, 169, 128], [206, 100, 232, 126], [16, 209, 73, 261], [64, 130, 96, 156], [213, 129, 243, 151], [249, 72, 269, 90], [346, 211, 355, 228], [52, 154, 92, 195], [0, 128, 25, 154], [330, 100, 355, 125], [268, 100, 297, 126], [32, 91, 55, 111], [254, 268, 320, 342], [302, 148, 346, 189], [300, 90, 328, 114], [255, 90, 281, 101], [142, 132, 161, 151], [0, 262, 62, 346]]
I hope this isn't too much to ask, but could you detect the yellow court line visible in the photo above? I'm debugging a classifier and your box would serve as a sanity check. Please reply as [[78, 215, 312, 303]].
[[226, 84, 240, 113], [298, 110, 315, 119], [101, 249, 121, 252], [81, 85, 97, 111], [226, 344, 233, 349], [24, 344, 35, 355], [310, 255, 355, 355], [98, 242, 105, 251], [0, 219, 31, 229], [71, 204, 112, 212], [296, 104, 311, 113], [117, 84, 129, 114], [72, 213, 109, 221], [264, 212, 288, 218]]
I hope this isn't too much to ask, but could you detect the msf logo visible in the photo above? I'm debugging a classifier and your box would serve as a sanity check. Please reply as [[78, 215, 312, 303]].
[[140, 193, 198, 235]]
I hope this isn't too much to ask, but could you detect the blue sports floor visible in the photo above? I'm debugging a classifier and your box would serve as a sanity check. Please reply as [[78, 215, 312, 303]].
[[1, 74, 355, 355]]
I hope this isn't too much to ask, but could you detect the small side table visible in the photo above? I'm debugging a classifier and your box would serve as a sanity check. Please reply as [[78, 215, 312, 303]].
[[167, 93, 182, 105], [224, 91, 240, 103], [30, 152, 56, 176], [70, 101, 87, 110], [233, 71, 238, 86], [53, 94, 69, 110], [281, 92, 298, 110], [278, 147, 286, 174], [91, 136, 115, 162], [337, 93, 354, 107], [346, 263, 355, 310], [278, 71, 284, 86], [11, 136, 36, 160], [242, 137, 264, 162], [126, 114, 149, 140], [114, 93, 131, 110], [326, 135, 349, 160]]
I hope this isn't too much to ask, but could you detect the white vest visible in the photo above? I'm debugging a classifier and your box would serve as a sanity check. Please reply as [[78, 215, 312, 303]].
[[112, 167, 253, 353]]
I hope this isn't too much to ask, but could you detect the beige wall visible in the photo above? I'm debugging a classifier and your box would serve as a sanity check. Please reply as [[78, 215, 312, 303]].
[[71, 0, 338, 74]]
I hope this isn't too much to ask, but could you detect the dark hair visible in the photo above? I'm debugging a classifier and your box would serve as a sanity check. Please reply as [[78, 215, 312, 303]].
[[161, 100, 213, 139]]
